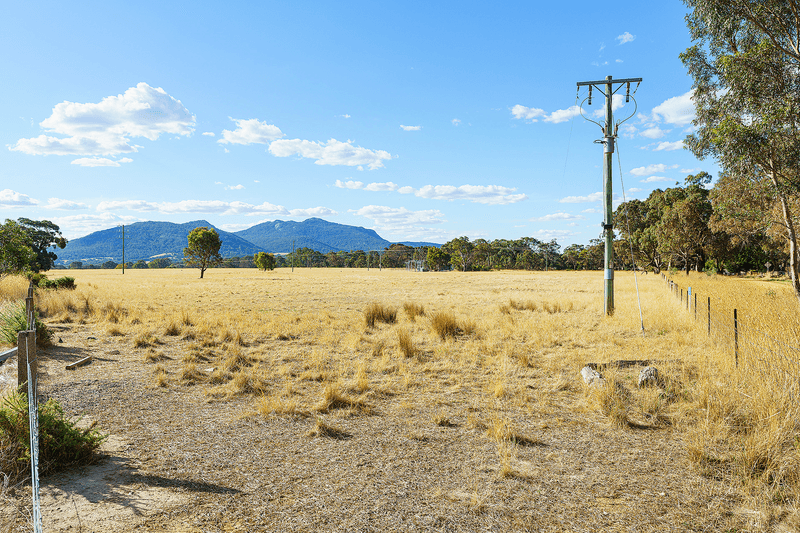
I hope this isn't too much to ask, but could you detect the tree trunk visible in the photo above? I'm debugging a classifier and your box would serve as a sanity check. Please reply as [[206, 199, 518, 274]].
[[200, 267, 205, 279], [770, 173, 800, 303]]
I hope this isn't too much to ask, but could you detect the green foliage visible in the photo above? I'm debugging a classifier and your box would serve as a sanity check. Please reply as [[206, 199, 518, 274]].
[[0, 390, 106, 482], [16, 218, 67, 273], [0, 300, 51, 347], [184, 226, 223, 278], [102, 260, 118, 269], [148, 257, 172, 269], [0, 220, 35, 278], [254, 252, 276, 272]]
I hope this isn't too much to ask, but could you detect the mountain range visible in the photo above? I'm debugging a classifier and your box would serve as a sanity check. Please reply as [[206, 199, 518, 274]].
[[55, 218, 440, 264]]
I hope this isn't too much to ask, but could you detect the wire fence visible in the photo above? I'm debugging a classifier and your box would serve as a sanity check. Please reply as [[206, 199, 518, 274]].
[[662, 274, 800, 395]]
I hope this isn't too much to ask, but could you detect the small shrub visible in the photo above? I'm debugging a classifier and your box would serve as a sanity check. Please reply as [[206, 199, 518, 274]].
[[430, 311, 459, 340], [402, 302, 425, 321], [397, 328, 417, 358], [0, 301, 51, 347], [364, 303, 397, 328], [0, 390, 106, 483]]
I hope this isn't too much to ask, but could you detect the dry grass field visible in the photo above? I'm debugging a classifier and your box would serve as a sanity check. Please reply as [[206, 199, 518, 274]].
[[1, 267, 799, 532]]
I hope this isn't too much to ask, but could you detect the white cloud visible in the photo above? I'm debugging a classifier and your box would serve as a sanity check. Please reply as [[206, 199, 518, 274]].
[[533, 212, 585, 222], [530, 229, 579, 241], [364, 182, 399, 192], [226, 184, 245, 190], [48, 213, 139, 239], [338, 114, 351, 119], [350, 205, 446, 229], [254, 180, 260, 183], [640, 126, 669, 139], [335, 179, 364, 189], [0, 189, 38, 208], [581, 208, 602, 213], [70, 157, 133, 167], [652, 91, 695, 126], [680, 168, 702, 174], [653, 140, 684, 151], [545, 106, 582, 124], [641, 176, 670, 183], [269, 138, 392, 170], [43, 198, 89, 210], [568, 222, 579, 227], [202, 132, 215, 137], [560, 192, 604, 203], [412, 184, 527, 205], [616, 59, 623, 63], [218, 118, 284, 145], [511, 105, 546, 121], [616, 32, 636, 44], [452, 119, 461, 126], [628, 188, 643, 193], [288, 207, 338, 217], [630, 164, 678, 176], [96, 199, 291, 216], [397, 186, 414, 194], [400, 125, 422, 131], [9, 83, 195, 156]]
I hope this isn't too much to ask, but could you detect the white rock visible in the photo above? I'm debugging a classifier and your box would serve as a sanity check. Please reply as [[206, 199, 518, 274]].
[[638, 366, 659, 388], [581, 366, 604, 386]]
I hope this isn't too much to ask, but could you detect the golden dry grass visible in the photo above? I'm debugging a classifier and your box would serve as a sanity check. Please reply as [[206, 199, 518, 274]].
[[1, 266, 799, 526]]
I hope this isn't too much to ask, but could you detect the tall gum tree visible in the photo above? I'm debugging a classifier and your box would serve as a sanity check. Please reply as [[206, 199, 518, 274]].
[[682, 0, 800, 301]]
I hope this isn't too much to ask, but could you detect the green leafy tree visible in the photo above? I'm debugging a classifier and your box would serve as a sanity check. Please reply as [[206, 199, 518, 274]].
[[254, 252, 276, 271], [132, 259, 148, 269], [0, 220, 35, 278], [16, 218, 67, 272], [683, 0, 800, 300], [426, 247, 450, 271], [443, 236, 475, 271], [183, 227, 222, 279], [148, 257, 173, 269], [102, 260, 118, 269], [69, 262, 83, 270]]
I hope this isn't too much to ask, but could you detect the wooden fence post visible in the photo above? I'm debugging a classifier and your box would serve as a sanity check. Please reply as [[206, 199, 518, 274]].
[[707, 297, 711, 336]]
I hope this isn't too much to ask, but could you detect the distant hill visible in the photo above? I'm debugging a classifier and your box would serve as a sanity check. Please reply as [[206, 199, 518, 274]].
[[57, 220, 264, 264], [55, 218, 442, 265], [234, 218, 391, 253]]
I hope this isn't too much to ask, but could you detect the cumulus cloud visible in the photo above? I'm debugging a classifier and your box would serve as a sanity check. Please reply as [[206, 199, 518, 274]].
[[335, 180, 365, 189], [530, 229, 579, 241], [269, 138, 392, 170], [628, 188, 643, 193], [70, 157, 133, 167], [560, 192, 604, 203], [226, 184, 245, 190], [364, 182, 399, 192], [9, 83, 195, 156], [544, 106, 582, 124], [218, 118, 284, 145], [630, 164, 678, 176], [0, 189, 38, 208], [581, 208, 602, 213], [412, 184, 527, 205], [511, 105, 546, 121], [288, 207, 338, 217], [532, 212, 585, 222], [338, 114, 351, 119], [397, 186, 414, 194], [202, 132, 215, 137], [452, 119, 461, 126], [652, 91, 695, 126], [48, 213, 139, 239], [653, 140, 684, 151], [680, 167, 702, 174], [400, 125, 422, 131], [616, 32, 636, 44], [43, 198, 90, 210], [641, 176, 670, 183], [640, 126, 669, 139], [350, 205, 446, 229]]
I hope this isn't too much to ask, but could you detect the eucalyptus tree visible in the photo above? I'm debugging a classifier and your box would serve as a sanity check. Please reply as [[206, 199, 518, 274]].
[[683, 0, 800, 300]]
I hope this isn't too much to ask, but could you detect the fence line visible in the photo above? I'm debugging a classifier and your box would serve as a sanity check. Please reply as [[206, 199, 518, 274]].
[[662, 274, 800, 389]]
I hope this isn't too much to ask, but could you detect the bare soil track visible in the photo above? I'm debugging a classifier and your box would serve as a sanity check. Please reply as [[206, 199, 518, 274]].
[[6, 323, 748, 532]]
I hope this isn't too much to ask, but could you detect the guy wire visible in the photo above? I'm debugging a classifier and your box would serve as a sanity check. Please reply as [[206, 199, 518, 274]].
[[616, 139, 645, 336]]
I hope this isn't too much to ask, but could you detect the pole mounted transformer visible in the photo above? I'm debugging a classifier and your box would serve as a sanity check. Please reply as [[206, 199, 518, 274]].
[[575, 75, 642, 316]]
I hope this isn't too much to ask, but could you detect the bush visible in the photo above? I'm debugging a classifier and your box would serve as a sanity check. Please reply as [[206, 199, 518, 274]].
[[0, 300, 51, 347], [25, 273, 76, 290], [0, 390, 106, 482], [364, 303, 397, 328]]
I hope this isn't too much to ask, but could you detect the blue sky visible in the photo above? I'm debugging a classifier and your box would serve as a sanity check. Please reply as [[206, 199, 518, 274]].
[[1, 1, 712, 247]]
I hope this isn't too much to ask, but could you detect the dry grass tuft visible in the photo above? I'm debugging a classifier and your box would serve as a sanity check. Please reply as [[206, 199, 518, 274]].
[[486, 415, 543, 447], [143, 349, 170, 363], [588, 375, 631, 428], [509, 299, 537, 312], [164, 320, 182, 336], [403, 302, 425, 321], [153, 364, 169, 387], [433, 411, 456, 427], [257, 396, 309, 418], [397, 328, 418, 358], [306, 417, 351, 439], [430, 311, 459, 340], [133, 331, 160, 348], [315, 383, 372, 414], [230, 369, 268, 395], [106, 325, 125, 337], [179, 363, 206, 384], [364, 302, 397, 328], [222, 347, 251, 372]]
